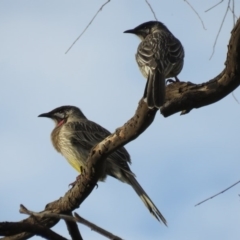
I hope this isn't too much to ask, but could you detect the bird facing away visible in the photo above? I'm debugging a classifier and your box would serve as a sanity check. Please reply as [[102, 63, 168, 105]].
[[124, 21, 184, 108], [38, 105, 167, 225]]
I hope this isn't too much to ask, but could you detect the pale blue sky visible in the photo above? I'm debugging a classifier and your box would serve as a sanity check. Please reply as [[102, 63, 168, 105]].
[[1, 1, 240, 239]]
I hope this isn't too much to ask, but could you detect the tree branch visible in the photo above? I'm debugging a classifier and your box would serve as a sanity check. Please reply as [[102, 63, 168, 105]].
[[0, 221, 67, 240], [63, 212, 83, 240], [144, 0, 158, 21], [65, 0, 111, 54], [195, 179, 240, 206], [19, 205, 122, 240], [0, 99, 156, 240], [183, 0, 206, 30], [1, 15, 240, 240], [161, 18, 240, 117], [74, 213, 123, 240]]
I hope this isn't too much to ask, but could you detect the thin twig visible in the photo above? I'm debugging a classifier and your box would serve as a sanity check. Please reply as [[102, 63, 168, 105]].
[[228, 6, 238, 22], [144, 0, 158, 20], [195, 180, 240, 206], [184, 0, 206, 30], [205, 0, 224, 12], [0, 221, 68, 240], [64, 212, 83, 240], [20, 204, 77, 222], [74, 213, 123, 240], [229, 6, 238, 21], [20, 205, 123, 240], [209, 0, 231, 60], [231, 1, 239, 107], [231, 92, 240, 104], [65, 0, 111, 54], [232, 0, 235, 25], [228, 0, 238, 24]]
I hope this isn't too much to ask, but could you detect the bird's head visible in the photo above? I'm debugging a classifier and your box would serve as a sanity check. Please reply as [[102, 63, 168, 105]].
[[38, 105, 86, 127], [124, 21, 167, 40]]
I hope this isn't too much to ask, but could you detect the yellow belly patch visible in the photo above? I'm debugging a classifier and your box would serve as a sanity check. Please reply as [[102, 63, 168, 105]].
[[66, 157, 84, 173]]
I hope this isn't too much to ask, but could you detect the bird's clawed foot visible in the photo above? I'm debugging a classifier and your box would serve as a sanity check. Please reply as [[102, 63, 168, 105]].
[[68, 174, 81, 188]]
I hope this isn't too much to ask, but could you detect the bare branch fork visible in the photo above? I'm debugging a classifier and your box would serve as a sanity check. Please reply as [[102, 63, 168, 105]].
[[20, 205, 123, 240], [0, 99, 157, 240], [0, 16, 240, 240]]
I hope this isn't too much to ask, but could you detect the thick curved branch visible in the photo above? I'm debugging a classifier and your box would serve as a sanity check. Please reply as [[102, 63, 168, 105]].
[[161, 17, 240, 117], [2, 16, 240, 240], [0, 222, 67, 240], [0, 99, 156, 240]]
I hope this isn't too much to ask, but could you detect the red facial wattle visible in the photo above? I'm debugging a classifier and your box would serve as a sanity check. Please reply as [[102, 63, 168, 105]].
[[57, 119, 65, 127]]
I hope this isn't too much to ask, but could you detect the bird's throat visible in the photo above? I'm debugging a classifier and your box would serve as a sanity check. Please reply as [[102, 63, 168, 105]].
[[57, 119, 65, 127]]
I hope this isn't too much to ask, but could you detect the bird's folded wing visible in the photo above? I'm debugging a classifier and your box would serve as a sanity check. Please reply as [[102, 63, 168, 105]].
[[68, 120, 131, 164], [136, 34, 159, 70], [166, 35, 184, 64]]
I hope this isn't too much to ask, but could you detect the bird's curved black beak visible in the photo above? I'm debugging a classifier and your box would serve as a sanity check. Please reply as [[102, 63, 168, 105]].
[[123, 29, 136, 34], [38, 112, 51, 118]]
